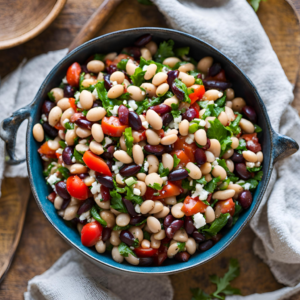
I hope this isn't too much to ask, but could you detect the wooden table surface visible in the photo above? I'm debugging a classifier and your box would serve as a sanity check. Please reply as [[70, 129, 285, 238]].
[[1, 0, 300, 299]]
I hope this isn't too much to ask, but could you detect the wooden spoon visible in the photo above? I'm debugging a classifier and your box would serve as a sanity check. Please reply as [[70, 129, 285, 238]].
[[0, 0, 123, 283]]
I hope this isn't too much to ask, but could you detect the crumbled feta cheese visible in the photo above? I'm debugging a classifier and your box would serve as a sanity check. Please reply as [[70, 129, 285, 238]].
[[56, 148, 63, 154], [103, 137, 113, 147], [161, 176, 168, 182], [47, 174, 60, 188], [89, 170, 96, 178], [142, 65, 149, 71], [109, 105, 119, 116], [94, 193, 102, 202], [129, 108, 134, 112], [128, 100, 138, 111], [244, 183, 251, 190], [91, 181, 101, 195], [143, 161, 149, 172], [191, 184, 209, 200], [74, 91, 80, 101], [133, 188, 141, 196], [41, 114, 47, 122], [246, 162, 255, 168], [173, 116, 182, 129], [162, 66, 169, 73], [77, 101, 82, 109], [199, 120, 206, 127], [212, 160, 218, 166], [123, 100, 127, 105], [79, 210, 91, 221], [135, 204, 141, 214], [142, 121, 149, 129], [62, 76, 68, 84], [71, 156, 76, 163], [141, 91, 145, 96], [185, 134, 195, 144], [63, 118, 70, 125], [193, 213, 206, 229], [208, 100, 214, 104], [112, 81, 118, 86], [190, 180, 193, 186], [112, 161, 124, 174], [92, 88, 99, 99], [42, 156, 49, 161]]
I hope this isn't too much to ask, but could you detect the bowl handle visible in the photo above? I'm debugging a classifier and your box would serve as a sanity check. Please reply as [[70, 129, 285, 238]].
[[272, 130, 299, 164], [0, 105, 32, 165]]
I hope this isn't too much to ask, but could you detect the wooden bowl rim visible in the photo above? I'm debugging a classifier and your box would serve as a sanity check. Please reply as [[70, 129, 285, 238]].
[[0, 0, 66, 50]]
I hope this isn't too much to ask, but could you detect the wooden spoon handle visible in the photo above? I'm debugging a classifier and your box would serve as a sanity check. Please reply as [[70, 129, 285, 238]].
[[68, 0, 123, 53]]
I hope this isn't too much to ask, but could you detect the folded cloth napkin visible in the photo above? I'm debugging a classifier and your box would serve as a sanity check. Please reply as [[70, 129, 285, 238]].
[[0, 0, 300, 299]]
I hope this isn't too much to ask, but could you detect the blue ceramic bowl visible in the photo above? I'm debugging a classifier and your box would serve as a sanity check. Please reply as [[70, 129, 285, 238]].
[[1, 28, 298, 275]]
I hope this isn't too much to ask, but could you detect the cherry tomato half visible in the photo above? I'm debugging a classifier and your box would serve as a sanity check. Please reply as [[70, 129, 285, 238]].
[[66, 175, 89, 200], [83, 151, 112, 176], [38, 141, 57, 159], [69, 98, 77, 112], [81, 221, 103, 247], [215, 198, 235, 217], [153, 183, 182, 200], [101, 116, 128, 137], [66, 62, 81, 87], [181, 196, 208, 216], [189, 85, 205, 104], [134, 247, 158, 257]]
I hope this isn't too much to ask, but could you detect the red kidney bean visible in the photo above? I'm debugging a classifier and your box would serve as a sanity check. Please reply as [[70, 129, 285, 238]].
[[195, 148, 207, 165], [167, 70, 179, 86], [208, 63, 222, 77], [71, 217, 87, 225], [119, 164, 141, 177], [128, 111, 142, 131], [42, 101, 55, 115], [55, 181, 71, 200], [77, 197, 94, 215], [166, 220, 184, 239], [81, 64, 89, 74], [161, 113, 173, 127], [154, 252, 168, 266], [235, 163, 251, 180], [192, 231, 205, 243], [225, 216, 233, 229], [92, 100, 102, 108], [120, 230, 136, 246], [101, 146, 115, 160], [182, 108, 198, 122], [62, 146, 74, 165], [144, 144, 165, 155], [231, 151, 244, 163], [242, 106, 257, 123], [164, 145, 174, 153], [47, 191, 56, 203], [75, 117, 93, 130], [78, 173, 89, 179], [118, 105, 129, 125], [134, 34, 152, 47], [198, 240, 214, 252], [123, 47, 141, 60], [150, 104, 171, 115], [102, 227, 112, 242], [246, 140, 262, 153], [168, 169, 189, 181], [174, 251, 190, 262], [211, 233, 222, 244], [163, 215, 174, 228], [130, 215, 146, 225], [96, 174, 114, 188], [101, 185, 111, 202], [122, 198, 137, 217], [201, 138, 211, 151], [43, 122, 58, 138], [104, 74, 112, 90], [139, 257, 154, 266], [203, 80, 232, 91], [171, 82, 185, 101], [238, 190, 253, 209], [61, 198, 71, 210], [106, 64, 118, 75], [64, 85, 75, 98], [207, 193, 212, 203], [105, 159, 113, 172], [184, 216, 195, 235]]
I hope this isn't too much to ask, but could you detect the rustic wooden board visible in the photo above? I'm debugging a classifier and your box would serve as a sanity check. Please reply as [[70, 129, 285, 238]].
[[0, 0, 299, 299]]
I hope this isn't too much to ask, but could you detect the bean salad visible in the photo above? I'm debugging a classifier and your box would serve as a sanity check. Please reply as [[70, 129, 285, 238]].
[[33, 34, 263, 266]]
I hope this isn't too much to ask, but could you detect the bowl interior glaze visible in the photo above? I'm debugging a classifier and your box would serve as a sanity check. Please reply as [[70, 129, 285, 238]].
[[27, 28, 272, 275]]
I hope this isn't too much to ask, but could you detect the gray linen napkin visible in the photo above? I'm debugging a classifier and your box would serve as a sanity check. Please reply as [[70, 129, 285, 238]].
[[0, 0, 300, 299]]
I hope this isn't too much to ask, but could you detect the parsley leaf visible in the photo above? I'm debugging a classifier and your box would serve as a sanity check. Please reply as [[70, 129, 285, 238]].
[[174, 47, 189, 58], [58, 166, 70, 179], [158, 163, 170, 177], [173, 154, 181, 168], [117, 59, 129, 70], [236, 139, 247, 152], [254, 124, 262, 133], [177, 242, 186, 252], [246, 166, 262, 173], [113, 224, 131, 231], [214, 92, 227, 107], [207, 118, 229, 142], [149, 183, 164, 190], [254, 170, 263, 181], [226, 113, 242, 136], [59, 141, 66, 149], [64, 122, 74, 130], [139, 57, 165, 73], [94, 53, 106, 61], [73, 149, 85, 164], [118, 242, 137, 257], [124, 186, 143, 205], [232, 202, 242, 225], [123, 127, 134, 156], [110, 190, 128, 213], [216, 159, 235, 177], [43, 163, 55, 177], [202, 213, 230, 237], [190, 288, 212, 300], [154, 40, 175, 63], [91, 206, 107, 226], [48, 91, 55, 102], [131, 67, 146, 86], [135, 97, 162, 115], [204, 176, 220, 193], [173, 78, 191, 103], [210, 258, 241, 299], [249, 0, 266, 12], [238, 179, 259, 190]]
